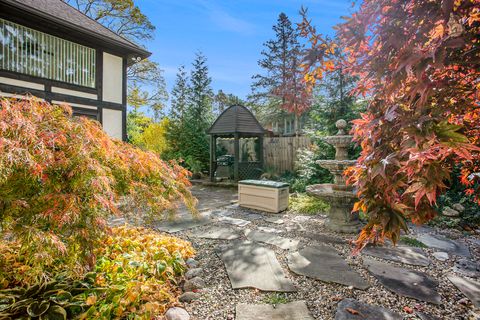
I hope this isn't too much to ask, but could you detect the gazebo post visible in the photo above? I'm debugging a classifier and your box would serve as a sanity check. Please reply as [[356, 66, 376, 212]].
[[234, 133, 240, 181], [258, 134, 264, 170], [209, 135, 216, 182]]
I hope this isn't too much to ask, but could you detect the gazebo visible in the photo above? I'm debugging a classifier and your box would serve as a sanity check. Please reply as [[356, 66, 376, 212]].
[[207, 105, 265, 182]]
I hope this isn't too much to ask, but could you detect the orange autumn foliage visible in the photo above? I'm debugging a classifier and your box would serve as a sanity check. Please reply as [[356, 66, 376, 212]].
[[0, 97, 197, 270], [300, 1, 480, 249]]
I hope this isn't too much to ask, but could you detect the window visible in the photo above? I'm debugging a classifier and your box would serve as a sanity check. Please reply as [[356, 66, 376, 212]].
[[0, 18, 96, 88]]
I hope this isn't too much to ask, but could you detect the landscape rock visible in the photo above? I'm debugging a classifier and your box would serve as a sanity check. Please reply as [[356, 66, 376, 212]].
[[186, 258, 198, 268], [432, 252, 449, 261], [183, 276, 206, 292], [165, 307, 190, 320], [334, 299, 402, 320], [452, 203, 465, 212], [179, 292, 200, 303], [185, 268, 203, 279], [364, 257, 441, 304], [442, 206, 460, 217]]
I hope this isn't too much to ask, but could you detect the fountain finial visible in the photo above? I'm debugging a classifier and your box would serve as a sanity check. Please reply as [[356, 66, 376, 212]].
[[335, 119, 347, 135]]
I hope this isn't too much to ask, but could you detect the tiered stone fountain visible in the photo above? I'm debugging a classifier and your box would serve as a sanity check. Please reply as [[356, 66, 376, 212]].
[[306, 119, 362, 233]]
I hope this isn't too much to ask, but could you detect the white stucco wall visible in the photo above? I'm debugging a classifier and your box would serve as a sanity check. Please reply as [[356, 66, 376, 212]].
[[102, 108, 123, 140], [51, 86, 98, 100], [0, 77, 45, 90], [102, 52, 123, 104]]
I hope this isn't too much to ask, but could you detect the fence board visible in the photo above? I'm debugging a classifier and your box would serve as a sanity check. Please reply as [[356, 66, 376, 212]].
[[263, 136, 311, 173]]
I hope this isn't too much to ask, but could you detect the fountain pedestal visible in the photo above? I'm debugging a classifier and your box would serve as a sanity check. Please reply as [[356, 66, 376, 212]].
[[307, 119, 362, 233]]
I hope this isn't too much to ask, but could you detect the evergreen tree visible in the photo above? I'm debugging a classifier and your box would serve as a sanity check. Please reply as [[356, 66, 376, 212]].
[[250, 13, 309, 135], [213, 90, 243, 115], [165, 65, 190, 159], [182, 52, 214, 171], [169, 65, 189, 123]]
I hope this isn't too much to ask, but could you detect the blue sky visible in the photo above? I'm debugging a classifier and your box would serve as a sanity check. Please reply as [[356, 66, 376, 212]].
[[137, 0, 355, 105]]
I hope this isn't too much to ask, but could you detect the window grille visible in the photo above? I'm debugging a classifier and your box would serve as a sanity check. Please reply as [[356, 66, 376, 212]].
[[0, 18, 96, 88]]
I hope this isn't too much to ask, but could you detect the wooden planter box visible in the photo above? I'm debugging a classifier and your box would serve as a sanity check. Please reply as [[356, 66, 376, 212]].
[[238, 180, 289, 213]]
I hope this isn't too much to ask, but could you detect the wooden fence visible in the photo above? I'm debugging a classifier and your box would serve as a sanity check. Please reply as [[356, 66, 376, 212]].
[[263, 136, 311, 173], [216, 136, 312, 174]]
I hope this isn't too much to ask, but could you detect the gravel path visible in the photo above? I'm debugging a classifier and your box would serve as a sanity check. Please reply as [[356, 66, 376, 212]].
[[163, 201, 480, 320], [152, 186, 480, 320]]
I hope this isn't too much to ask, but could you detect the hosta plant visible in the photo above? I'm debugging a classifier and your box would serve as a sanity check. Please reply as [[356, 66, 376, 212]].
[[0, 226, 195, 319]]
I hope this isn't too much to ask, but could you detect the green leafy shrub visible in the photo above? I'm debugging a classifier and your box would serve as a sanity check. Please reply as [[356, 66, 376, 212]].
[[0, 226, 195, 319], [0, 97, 196, 275], [432, 167, 480, 229], [289, 194, 329, 215]]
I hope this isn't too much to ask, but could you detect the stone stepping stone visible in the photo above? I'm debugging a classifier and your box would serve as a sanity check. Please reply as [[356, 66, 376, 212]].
[[236, 301, 313, 320], [415, 233, 470, 257], [264, 215, 285, 224], [257, 226, 283, 234], [238, 212, 264, 221], [245, 229, 299, 250], [287, 245, 369, 290], [156, 217, 213, 233], [334, 299, 402, 320], [189, 225, 241, 240], [362, 245, 430, 266], [217, 241, 296, 292], [363, 258, 441, 304], [210, 209, 234, 217], [453, 258, 480, 278], [216, 216, 251, 227], [447, 273, 480, 307]]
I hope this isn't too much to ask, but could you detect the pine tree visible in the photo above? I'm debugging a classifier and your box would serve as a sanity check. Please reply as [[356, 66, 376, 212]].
[[213, 90, 243, 115], [250, 13, 310, 135], [187, 52, 213, 127], [169, 65, 189, 123], [182, 52, 214, 171]]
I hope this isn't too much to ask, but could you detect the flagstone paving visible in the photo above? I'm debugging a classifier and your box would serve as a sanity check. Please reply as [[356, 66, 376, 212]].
[[453, 258, 480, 278], [217, 241, 296, 292], [363, 257, 441, 304], [245, 229, 299, 250], [447, 274, 480, 307], [188, 225, 242, 240], [414, 233, 471, 257], [362, 245, 431, 266], [236, 301, 314, 320], [216, 216, 251, 227], [334, 299, 402, 320], [287, 245, 369, 290], [159, 185, 479, 319]]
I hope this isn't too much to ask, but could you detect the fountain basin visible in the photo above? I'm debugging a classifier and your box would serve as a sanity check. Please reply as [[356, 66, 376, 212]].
[[322, 135, 353, 147], [306, 183, 362, 233], [316, 159, 355, 171]]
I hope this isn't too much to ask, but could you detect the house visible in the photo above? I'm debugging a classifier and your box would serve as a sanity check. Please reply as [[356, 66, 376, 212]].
[[263, 113, 308, 137], [0, 0, 150, 140]]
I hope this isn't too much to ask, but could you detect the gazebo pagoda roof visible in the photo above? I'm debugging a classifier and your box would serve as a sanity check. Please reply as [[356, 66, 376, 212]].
[[207, 105, 264, 135]]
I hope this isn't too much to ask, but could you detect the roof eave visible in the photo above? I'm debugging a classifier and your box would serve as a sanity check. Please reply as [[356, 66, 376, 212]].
[[3, 0, 151, 60]]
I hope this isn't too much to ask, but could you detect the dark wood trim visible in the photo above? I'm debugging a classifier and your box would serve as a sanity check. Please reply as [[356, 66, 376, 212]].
[[96, 50, 103, 100], [0, 84, 124, 111], [0, 70, 98, 94], [122, 56, 128, 141], [71, 106, 99, 121]]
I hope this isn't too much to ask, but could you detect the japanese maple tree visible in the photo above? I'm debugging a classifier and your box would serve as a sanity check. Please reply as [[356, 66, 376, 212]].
[[300, 1, 480, 248], [0, 97, 196, 272]]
